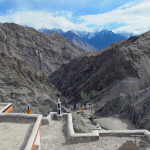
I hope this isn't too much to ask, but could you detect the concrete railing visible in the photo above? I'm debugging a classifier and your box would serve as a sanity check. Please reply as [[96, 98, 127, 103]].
[[25, 114, 42, 150], [63, 113, 99, 144]]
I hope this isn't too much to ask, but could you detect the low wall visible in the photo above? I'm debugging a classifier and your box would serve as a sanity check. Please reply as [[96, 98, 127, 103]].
[[63, 113, 99, 144], [0, 113, 42, 150], [98, 130, 146, 137], [41, 112, 58, 125], [0, 113, 39, 123], [25, 114, 42, 150], [98, 130, 150, 143], [144, 130, 150, 143], [49, 112, 57, 120], [41, 112, 150, 145], [62, 113, 150, 144]]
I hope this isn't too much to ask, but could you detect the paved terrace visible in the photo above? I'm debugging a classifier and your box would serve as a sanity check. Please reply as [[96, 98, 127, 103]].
[[0, 109, 150, 150], [0, 113, 41, 150], [0, 122, 33, 150], [40, 113, 150, 150]]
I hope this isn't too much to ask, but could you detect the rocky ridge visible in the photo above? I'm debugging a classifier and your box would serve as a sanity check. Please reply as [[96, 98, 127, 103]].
[[97, 87, 150, 130]]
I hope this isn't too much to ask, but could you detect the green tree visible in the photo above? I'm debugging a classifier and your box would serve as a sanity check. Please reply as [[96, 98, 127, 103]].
[[90, 90, 95, 116], [81, 90, 87, 110]]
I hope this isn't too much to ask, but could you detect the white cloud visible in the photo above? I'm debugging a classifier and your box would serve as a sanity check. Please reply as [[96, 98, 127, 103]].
[[55, 11, 73, 19], [0, 10, 96, 32], [79, 0, 150, 34], [0, 11, 77, 31]]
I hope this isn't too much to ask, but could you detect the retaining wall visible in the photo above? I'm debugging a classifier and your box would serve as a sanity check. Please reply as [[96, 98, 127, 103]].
[[42, 112, 150, 144], [98, 130, 150, 144], [0, 113, 42, 150], [63, 113, 99, 144]]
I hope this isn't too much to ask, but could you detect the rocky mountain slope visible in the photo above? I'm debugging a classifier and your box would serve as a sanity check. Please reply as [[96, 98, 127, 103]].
[[97, 87, 150, 130], [49, 31, 150, 129], [63, 31, 96, 51], [0, 52, 62, 116], [39, 29, 95, 51], [0, 23, 84, 75]]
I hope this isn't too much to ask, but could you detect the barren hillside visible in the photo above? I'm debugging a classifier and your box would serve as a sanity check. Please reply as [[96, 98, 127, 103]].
[[0, 23, 84, 75]]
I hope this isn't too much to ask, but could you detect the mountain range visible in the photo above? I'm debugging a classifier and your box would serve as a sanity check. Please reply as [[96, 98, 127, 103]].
[[38, 28, 133, 51], [0, 22, 150, 130]]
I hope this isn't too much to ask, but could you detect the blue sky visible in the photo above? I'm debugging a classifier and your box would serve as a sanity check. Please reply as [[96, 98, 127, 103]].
[[0, 0, 150, 34]]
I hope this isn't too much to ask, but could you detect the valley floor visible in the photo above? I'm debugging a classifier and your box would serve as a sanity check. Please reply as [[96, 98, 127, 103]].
[[95, 115, 137, 130]]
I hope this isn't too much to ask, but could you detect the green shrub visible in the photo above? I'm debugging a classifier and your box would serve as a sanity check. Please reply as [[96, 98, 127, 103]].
[[89, 116, 94, 122]]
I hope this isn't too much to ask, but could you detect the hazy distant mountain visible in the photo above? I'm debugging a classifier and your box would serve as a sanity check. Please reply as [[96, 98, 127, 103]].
[[63, 31, 96, 51], [77, 29, 134, 49], [39, 28, 133, 50], [38, 28, 64, 35], [38, 29, 95, 51]]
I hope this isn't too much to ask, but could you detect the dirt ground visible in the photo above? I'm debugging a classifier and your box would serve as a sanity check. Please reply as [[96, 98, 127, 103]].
[[118, 141, 139, 150], [95, 114, 137, 130]]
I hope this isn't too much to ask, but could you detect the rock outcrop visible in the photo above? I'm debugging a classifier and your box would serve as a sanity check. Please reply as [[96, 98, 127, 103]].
[[97, 87, 150, 130]]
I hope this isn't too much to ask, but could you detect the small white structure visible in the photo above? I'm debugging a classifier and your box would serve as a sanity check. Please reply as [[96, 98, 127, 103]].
[[95, 123, 102, 130]]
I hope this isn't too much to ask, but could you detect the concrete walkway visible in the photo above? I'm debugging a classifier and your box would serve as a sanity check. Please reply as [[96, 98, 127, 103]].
[[40, 120, 66, 150], [40, 119, 150, 150]]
